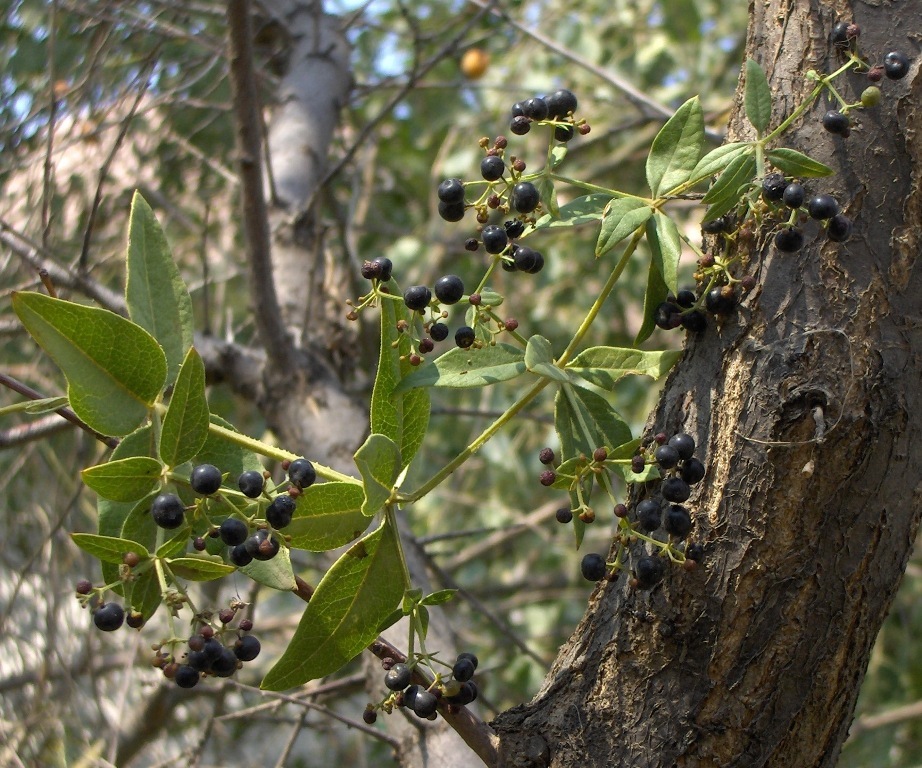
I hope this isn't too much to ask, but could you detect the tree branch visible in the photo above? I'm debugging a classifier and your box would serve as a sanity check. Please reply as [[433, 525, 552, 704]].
[[225, 0, 295, 370]]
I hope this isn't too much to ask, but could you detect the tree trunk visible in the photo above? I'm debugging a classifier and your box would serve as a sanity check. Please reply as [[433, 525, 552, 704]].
[[492, 2, 922, 766]]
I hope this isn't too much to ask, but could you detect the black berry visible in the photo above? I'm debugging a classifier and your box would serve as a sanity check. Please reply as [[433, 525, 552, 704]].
[[807, 194, 840, 220], [680, 458, 706, 485], [545, 89, 578, 118], [237, 470, 264, 498], [175, 665, 200, 688], [521, 97, 548, 120], [654, 444, 680, 470], [668, 433, 696, 460], [782, 183, 805, 208], [761, 173, 788, 202], [437, 178, 465, 204], [635, 556, 665, 589], [580, 553, 607, 581], [447, 681, 477, 705], [246, 529, 281, 561], [512, 246, 544, 273], [288, 458, 316, 490], [884, 51, 910, 80], [555, 507, 573, 523], [373, 257, 393, 282], [220, 517, 249, 546], [685, 542, 704, 562], [455, 326, 476, 348], [231, 543, 253, 566], [413, 690, 439, 718], [831, 21, 850, 48], [429, 322, 449, 342], [480, 155, 505, 182], [822, 110, 850, 136], [151, 493, 185, 529], [452, 657, 476, 682], [481, 225, 508, 254], [504, 219, 526, 239], [211, 647, 239, 677], [456, 652, 479, 670], [702, 216, 728, 234], [233, 635, 261, 662], [636, 498, 662, 532], [664, 505, 693, 538], [93, 602, 125, 632], [404, 285, 433, 312], [662, 476, 692, 503], [654, 301, 682, 330], [266, 494, 297, 529], [554, 125, 575, 142], [385, 663, 413, 691], [774, 227, 804, 252], [705, 286, 736, 315], [538, 447, 555, 465], [510, 115, 531, 135], [190, 464, 222, 495], [434, 275, 465, 305], [438, 201, 466, 222], [680, 310, 707, 333], [511, 182, 540, 213], [827, 214, 853, 242], [675, 289, 697, 308]]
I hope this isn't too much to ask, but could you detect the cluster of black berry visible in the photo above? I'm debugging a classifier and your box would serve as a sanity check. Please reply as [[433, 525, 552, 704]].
[[761, 175, 853, 252], [152, 615, 261, 689], [363, 652, 479, 724], [508, 89, 588, 140]]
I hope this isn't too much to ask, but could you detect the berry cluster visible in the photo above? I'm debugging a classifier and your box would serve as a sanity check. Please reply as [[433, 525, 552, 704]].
[[542, 432, 705, 591], [364, 652, 480, 724], [151, 614, 261, 689]]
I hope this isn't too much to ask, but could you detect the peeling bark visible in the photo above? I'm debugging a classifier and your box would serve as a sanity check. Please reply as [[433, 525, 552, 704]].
[[492, 3, 922, 766]]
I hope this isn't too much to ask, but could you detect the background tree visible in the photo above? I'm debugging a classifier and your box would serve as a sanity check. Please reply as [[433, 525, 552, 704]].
[[1, 0, 921, 766]]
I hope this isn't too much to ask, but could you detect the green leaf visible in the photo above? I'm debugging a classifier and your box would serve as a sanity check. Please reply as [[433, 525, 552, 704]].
[[166, 555, 236, 582], [701, 152, 757, 223], [159, 347, 209, 468], [418, 604, 430, 640], [261, 518, 407, 690], [690, 142, 752, 181], [646, 97, 705, 197], [476, 289, 504, 308], [370, 297, 431, 469], [127, 571, 161, 620], [393, 343, 527, 393], [287, 482, 371, 551], [647, 212, 682, 295], [377, 606, 406, 633], [12, 292, 167, 436], [534, 175, 559, 218], [550, 145, 568, 168], [524, 335, 569, 383], [766, 148, 834, 178], [744, 59, 772, 134], [354, 433, 401, 516], [156, 534, 189, 560], [635, 253, 671, 345], [533, 193, 612, 231], [71, 533, 149, 564], [566, 347, 682, 388], [81, 457, 163, 502], [239, 545, 297, 591], [595, 198, 653, 258], [125, 192, 194, 385], [420, 588, 457, 606], [555, 385, 632, 463]]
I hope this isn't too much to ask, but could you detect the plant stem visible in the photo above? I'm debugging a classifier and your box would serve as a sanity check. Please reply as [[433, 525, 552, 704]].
[[206, 422, 358, 485]]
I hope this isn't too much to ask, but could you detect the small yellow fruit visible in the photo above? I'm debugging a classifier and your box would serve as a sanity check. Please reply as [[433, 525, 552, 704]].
[[460, 48, 490, 80]]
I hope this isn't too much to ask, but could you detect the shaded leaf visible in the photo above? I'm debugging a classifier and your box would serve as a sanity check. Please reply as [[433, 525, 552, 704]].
[[567, 347, 682, 388], [635, 253, 671, 345], [744, 59, 772, 133], [12, 292, 167, 436], [125, 191, 194, 385], [287, 482, 371, 552], [167, 555, 236, 582], [524, 335, 569, 383], [420, 589, 457, 606], [595, 198, 653, 258], [646, 97, 705, 197], [239, 545, 296, 591], [533, 193, 612, 231], [261, 519, 406, 689], [647, 211, 682, 295], [72, 533, 149, 564], [159, 346, 209, 468], [81, 457, 162, 502], [354, 433, 400, 516], [690, 142, 751, 181], [702, 152, 757, 223], [393, 344, 527, 393], [766, 148, 834, 178]]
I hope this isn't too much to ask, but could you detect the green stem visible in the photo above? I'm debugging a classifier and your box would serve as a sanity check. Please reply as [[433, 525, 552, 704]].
[[400, 376, 551, 503], [557, 226, 645, 366], [206, 422, 358, 485], [550, 173, 630, 199]]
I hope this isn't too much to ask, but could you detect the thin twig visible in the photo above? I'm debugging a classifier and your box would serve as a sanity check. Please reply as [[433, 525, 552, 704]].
[[225, 0, 294, 369]]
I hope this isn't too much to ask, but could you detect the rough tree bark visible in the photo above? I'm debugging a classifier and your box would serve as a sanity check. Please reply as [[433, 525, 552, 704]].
[[491, 2, 922, 766]]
